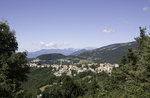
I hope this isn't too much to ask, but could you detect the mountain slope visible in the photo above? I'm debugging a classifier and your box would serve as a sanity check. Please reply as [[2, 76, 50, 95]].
[[77, 41, 138, 63], [27, 48, 80, 58], [70, 49, 88, 56]]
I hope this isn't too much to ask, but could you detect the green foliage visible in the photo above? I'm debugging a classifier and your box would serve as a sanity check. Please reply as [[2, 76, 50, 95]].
[[98, 27, 150, 98], [41, 72, 108, 98], [90, 65, 97, 69], [0, 20, 29, 97], [62, 76, 82, 98], [76, 64, 82, 68], [22, 65, 110, 98], [79, 59, 93, 64], [37, 53, 66, 60], [22, 67, 56, 97], [42, 85, 62, 98], [120, 55, 127, 65]]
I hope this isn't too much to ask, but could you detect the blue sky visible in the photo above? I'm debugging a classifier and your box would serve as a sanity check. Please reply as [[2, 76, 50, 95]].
[[0, 0, 150, 52]]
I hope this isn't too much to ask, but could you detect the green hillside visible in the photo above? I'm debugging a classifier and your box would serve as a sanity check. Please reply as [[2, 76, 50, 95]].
[[77, 41, 138, 64], [37, 53, 66, 60]]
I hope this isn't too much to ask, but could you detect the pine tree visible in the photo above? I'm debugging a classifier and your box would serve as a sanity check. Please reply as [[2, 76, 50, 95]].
[[120, 56, 127, 65], [62, 76, 81, 98], [134, 27, 150, 96], [107, 27, 148, 97], [135, 27, 147, 56]]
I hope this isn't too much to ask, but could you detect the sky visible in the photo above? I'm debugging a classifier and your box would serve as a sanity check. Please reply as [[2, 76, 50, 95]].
[[0, 0, 150, 52]]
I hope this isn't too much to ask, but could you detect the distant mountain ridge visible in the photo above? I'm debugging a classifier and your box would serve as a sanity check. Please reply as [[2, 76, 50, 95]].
[[27, 48, 80, 58], [77, 41, 138, 63], [28, 41, 138, 64], [27, 47, 96, 58], [70, 49, 88, 56]]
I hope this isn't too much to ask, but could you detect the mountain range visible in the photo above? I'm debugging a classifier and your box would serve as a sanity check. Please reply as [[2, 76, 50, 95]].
[[27, 48, 95, 58], [27, 48, 78, 58], [28, 41, 138, 64]]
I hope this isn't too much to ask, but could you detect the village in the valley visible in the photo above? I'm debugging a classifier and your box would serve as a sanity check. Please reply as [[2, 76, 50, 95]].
[[28, 58, 119, 76]]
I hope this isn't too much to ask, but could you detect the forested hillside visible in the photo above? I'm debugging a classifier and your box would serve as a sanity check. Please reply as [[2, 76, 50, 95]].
[[37, 53, 66, 60], [77, 41, 137, 63]]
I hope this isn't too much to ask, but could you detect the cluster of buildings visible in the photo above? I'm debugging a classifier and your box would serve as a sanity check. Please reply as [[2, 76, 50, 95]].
[[95, 63, 119, 74], [28, 59, 119, 76]]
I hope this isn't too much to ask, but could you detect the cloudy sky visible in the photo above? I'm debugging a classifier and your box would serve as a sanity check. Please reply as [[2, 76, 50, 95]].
[[0, 0, 150, 52]]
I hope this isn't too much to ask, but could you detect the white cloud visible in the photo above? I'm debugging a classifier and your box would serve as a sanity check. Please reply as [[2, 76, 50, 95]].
[[143, 7, 150, 11], [40, 42, 45, 45], [40, 42, 58, 48], [102, 28, 116, 33], [39, 41, 70, 49]]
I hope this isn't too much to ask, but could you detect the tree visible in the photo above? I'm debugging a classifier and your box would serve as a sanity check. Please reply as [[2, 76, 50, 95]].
[[42, 85, 62, 98], [0, 20, 29, 97], [104, 27, 149, 98], [87, 78, 99, 97], [62, 76, 81, 98], [135, 27, 147, 56], [120, 55, 127, 65], [133, 27, 150, 97]]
